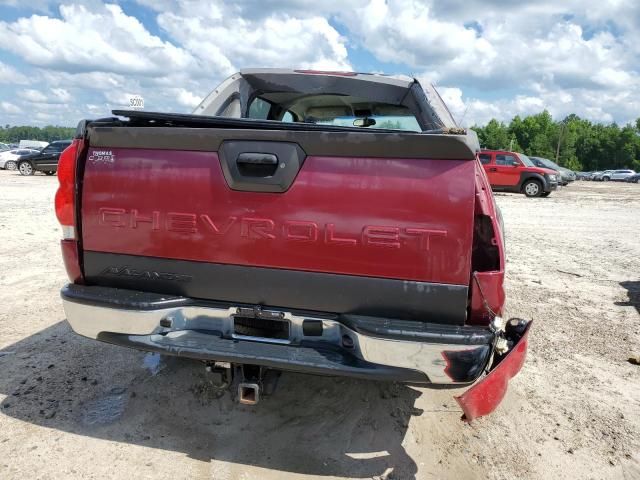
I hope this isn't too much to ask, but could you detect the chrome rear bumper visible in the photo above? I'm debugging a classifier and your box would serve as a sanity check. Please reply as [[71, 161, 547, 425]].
[[62, 284, 494, 386]]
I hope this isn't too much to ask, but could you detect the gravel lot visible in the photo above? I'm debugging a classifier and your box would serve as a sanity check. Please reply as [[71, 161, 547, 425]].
[[1, 170, 639, 480]]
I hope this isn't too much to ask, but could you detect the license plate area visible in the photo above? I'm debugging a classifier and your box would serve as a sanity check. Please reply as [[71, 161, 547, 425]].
[[233, 315, 291, 342]]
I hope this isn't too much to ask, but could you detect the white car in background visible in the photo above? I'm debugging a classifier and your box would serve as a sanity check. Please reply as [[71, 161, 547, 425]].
[[0, 148, 41, 170], [602, 169, 636, 181]]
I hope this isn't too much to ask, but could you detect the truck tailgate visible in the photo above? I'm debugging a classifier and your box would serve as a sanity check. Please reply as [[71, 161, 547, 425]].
[[80, 126, 477, 324]]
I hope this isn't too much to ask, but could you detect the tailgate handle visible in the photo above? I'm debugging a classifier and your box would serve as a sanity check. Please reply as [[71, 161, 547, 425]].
[[237, 152, 278, 166], [219, 141, 306, 192], [236, 152, 279, 177]]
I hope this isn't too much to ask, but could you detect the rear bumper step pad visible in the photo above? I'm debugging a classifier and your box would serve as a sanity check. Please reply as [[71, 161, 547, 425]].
[[98, 330, 428, 383]]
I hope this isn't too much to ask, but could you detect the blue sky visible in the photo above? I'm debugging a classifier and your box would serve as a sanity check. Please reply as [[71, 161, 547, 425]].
[[0, 0, 638, 127]]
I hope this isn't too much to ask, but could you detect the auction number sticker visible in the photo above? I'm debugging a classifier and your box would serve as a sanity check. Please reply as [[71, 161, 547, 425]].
[[129, 95, 144, 109]]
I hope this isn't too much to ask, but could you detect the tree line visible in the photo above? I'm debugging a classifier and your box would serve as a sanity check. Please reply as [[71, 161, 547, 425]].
[[0, 125, 76, 144], [472, 111, 640, 172]]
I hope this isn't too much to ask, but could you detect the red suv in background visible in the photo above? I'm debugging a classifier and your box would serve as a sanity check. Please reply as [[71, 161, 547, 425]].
[[479, 150, 559, 197]]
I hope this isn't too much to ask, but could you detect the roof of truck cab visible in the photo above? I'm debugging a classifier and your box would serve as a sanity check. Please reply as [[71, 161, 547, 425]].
[[239, 68, 416, 88], [194, 68, 459, 131]]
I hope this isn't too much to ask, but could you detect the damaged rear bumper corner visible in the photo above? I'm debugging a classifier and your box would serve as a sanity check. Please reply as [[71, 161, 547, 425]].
[[455, 320, 532, 421], [61, 283, 532, 420]]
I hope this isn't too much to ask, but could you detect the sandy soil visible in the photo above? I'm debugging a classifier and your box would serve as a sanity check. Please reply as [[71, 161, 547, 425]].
[[0, 170, 639, 480]]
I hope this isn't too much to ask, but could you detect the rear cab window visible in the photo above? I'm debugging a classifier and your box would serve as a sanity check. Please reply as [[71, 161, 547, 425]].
[[248, 97, 272, 119], [247, 94, 421, 132], [479, 153, 492, 164], [248, 97, 296, 122]]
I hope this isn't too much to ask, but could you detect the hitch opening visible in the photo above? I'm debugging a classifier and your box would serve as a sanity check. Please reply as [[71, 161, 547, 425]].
[[238, 383, 260, 405]]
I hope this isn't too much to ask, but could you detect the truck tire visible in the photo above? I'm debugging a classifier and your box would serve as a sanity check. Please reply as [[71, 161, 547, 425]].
[[522, 179, 543, 197], [18, 161, 34, 176], [5, 160, 17, 170], [602, 176, 610, 182]]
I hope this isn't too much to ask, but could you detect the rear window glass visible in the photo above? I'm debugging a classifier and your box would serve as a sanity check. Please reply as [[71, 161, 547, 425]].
[[256, 93, 422, 131], [479, 154, 491, 164], [316, 115, 421, 132], [248, 97, 272, 120], [282, 111, 294, 122]]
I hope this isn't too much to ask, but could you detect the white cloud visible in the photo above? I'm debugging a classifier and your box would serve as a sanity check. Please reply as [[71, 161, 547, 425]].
[[34, 111, 55, 121], [435, 87, 467, 123], [0, 4, 195, 76], [175, 88, 201, 108], [156, 8, 351, 74], [0, 0, 638, 126], [441, 86, 638, 126], [0, 60, 29, 84], [40, 70, 129, 91], [336, 0, 639, 124], [0, 101, 21, 114], [51, 88, 71, 103], [345, 0, 495, 77], [18, 88, 48, 102], [0, 1, 353, 125], [340, 1, 638, 95]]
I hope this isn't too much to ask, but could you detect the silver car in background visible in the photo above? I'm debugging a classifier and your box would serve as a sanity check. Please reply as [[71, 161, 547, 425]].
[[0, 148, 41, 170], [593, 170, 614, 181], [601, 169, 636, 181]]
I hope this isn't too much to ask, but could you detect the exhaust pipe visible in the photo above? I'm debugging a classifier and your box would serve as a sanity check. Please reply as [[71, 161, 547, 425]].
[[238, 382, 260, 405]]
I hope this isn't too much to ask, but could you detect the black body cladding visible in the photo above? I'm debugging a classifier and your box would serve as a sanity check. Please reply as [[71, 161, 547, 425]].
[[83, 252, 469, 325]]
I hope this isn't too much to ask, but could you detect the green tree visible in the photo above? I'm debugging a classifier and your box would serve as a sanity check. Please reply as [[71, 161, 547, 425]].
[[0, 125, 75, 144], [472, 111, 640, 172], [473, 119, 510, 149]]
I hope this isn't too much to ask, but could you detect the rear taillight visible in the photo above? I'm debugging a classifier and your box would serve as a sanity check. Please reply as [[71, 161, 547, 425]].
[[55, 140, 80, 239], [55, 138, 84, 283]]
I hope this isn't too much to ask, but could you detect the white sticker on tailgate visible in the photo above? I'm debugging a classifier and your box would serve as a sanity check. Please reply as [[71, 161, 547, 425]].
[[89, 150, 116, 164]]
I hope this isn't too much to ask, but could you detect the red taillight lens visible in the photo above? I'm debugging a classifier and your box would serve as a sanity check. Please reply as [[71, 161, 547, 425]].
[[54, 140, 79, 228], [56, 138, 84, 283]]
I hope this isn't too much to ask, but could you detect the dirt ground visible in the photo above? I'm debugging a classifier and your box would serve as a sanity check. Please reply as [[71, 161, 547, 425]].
[[0, 170, 638, 480]]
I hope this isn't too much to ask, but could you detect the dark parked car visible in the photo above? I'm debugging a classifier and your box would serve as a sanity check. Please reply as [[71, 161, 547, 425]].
[[17, 140, 72, 176], [529, 156, 575, 185]]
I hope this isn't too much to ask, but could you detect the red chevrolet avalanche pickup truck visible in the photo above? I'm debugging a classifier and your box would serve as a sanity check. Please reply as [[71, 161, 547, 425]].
[[56, 69, 531, 420], [480, 149, 559, 197]]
